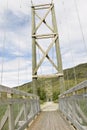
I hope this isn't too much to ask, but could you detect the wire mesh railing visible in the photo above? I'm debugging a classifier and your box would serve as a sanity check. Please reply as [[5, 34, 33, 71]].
[[59, 80, 87, 130], [0, 85, 40, 130]]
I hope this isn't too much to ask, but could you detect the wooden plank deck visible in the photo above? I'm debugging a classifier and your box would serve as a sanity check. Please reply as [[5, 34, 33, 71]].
[[28, 102, 74, 130], [28, 111, 74, 130]]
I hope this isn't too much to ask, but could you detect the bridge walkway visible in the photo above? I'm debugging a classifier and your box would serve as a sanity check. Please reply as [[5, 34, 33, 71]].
[[28, 102, 75, 130]]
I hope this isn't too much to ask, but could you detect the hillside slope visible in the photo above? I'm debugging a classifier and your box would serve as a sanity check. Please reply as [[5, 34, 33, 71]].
[[64, 63, 87, 80], [17, 63, 87, 101]]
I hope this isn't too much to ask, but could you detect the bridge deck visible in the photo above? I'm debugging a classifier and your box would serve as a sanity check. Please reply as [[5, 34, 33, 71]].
[[28, 102, 74, 130]]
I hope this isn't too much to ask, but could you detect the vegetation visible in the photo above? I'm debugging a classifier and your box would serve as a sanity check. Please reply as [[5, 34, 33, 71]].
[[0, 63, 87, 130], [16, 63, 87, 103], [64, 63, 87, 83]]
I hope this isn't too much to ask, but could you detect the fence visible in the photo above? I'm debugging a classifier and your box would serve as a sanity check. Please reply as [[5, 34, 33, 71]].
[[59, 80, 87, 130], [0, 85, 40, 130]]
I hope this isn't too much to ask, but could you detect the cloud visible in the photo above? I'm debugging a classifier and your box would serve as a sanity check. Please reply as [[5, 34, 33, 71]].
[[0, 58, 32, 87], [0, 57, 31, 71], [55, 0, 87, 68], [0, 9, 31, 33], [0, 7, 32, 63], [0, 0, 87, 87], [1, 69, 32, 87], [0, 1, 32, 87]]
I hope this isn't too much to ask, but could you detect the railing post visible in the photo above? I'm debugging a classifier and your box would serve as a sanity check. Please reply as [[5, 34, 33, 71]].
[[34, 99, 37, 115], [37, 98, 40, 113], [36, 99, 39, 113], [24, 102, 28, 121], [35, 98, 38, 114], [30, 99, 34, 117], [8, 103, 14, 130], [59, 80, 87, 130]]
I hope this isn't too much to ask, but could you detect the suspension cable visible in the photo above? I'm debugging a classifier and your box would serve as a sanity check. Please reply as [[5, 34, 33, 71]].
[[19, 0, 22, 8], [74, 0, 87, 53], [61, 0, 70, 89], [25, 15, 31, 93], [16, 0, 23, 112], [31, 0, 33, 6], [18, 0, 24, 88], [1, 32, 6, 85], [6, 0, 8, 9], [51, 0, 53, 3], [62, 0, 77, 86], [1, 0, 8, 85]]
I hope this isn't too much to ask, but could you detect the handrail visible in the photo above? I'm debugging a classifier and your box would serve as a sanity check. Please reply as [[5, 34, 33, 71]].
[[59, 80, 87, 130], [0, 85, 40, 130], [0, 85, 38, 99], [59, 80, 87, 97]]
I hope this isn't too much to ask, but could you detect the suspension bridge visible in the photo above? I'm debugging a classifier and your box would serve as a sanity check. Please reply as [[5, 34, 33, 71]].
[[0, 0, 87, 130]]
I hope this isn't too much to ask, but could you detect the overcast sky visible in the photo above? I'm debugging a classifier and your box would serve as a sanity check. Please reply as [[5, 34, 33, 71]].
[[0, 0, 87, 87]]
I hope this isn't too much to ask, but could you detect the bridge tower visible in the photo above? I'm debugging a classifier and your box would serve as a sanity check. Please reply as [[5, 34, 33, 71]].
[[31, 1, 65, 95]]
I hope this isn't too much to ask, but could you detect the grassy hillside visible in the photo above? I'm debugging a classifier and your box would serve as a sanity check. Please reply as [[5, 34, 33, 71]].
[[64, 63, 87, 80], [17, 63, 87, 102], [64, 63, 87, 90]]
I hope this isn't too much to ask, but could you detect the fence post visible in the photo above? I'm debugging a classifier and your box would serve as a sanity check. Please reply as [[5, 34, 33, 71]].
[[24, 102, 28, 121], [8, 103, 14, 130]]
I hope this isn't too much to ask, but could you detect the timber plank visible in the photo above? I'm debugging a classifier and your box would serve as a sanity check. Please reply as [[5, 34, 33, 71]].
[[28, 111, 74, 130]]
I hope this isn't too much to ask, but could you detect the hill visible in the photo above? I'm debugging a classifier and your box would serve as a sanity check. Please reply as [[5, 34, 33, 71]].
[[64, 63, 87, 80], [17, 63, 87, 102], [64, 63, 87, 90]]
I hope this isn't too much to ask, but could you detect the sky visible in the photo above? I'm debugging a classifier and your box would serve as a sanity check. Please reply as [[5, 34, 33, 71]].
[[0, 0, 87, 87]]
